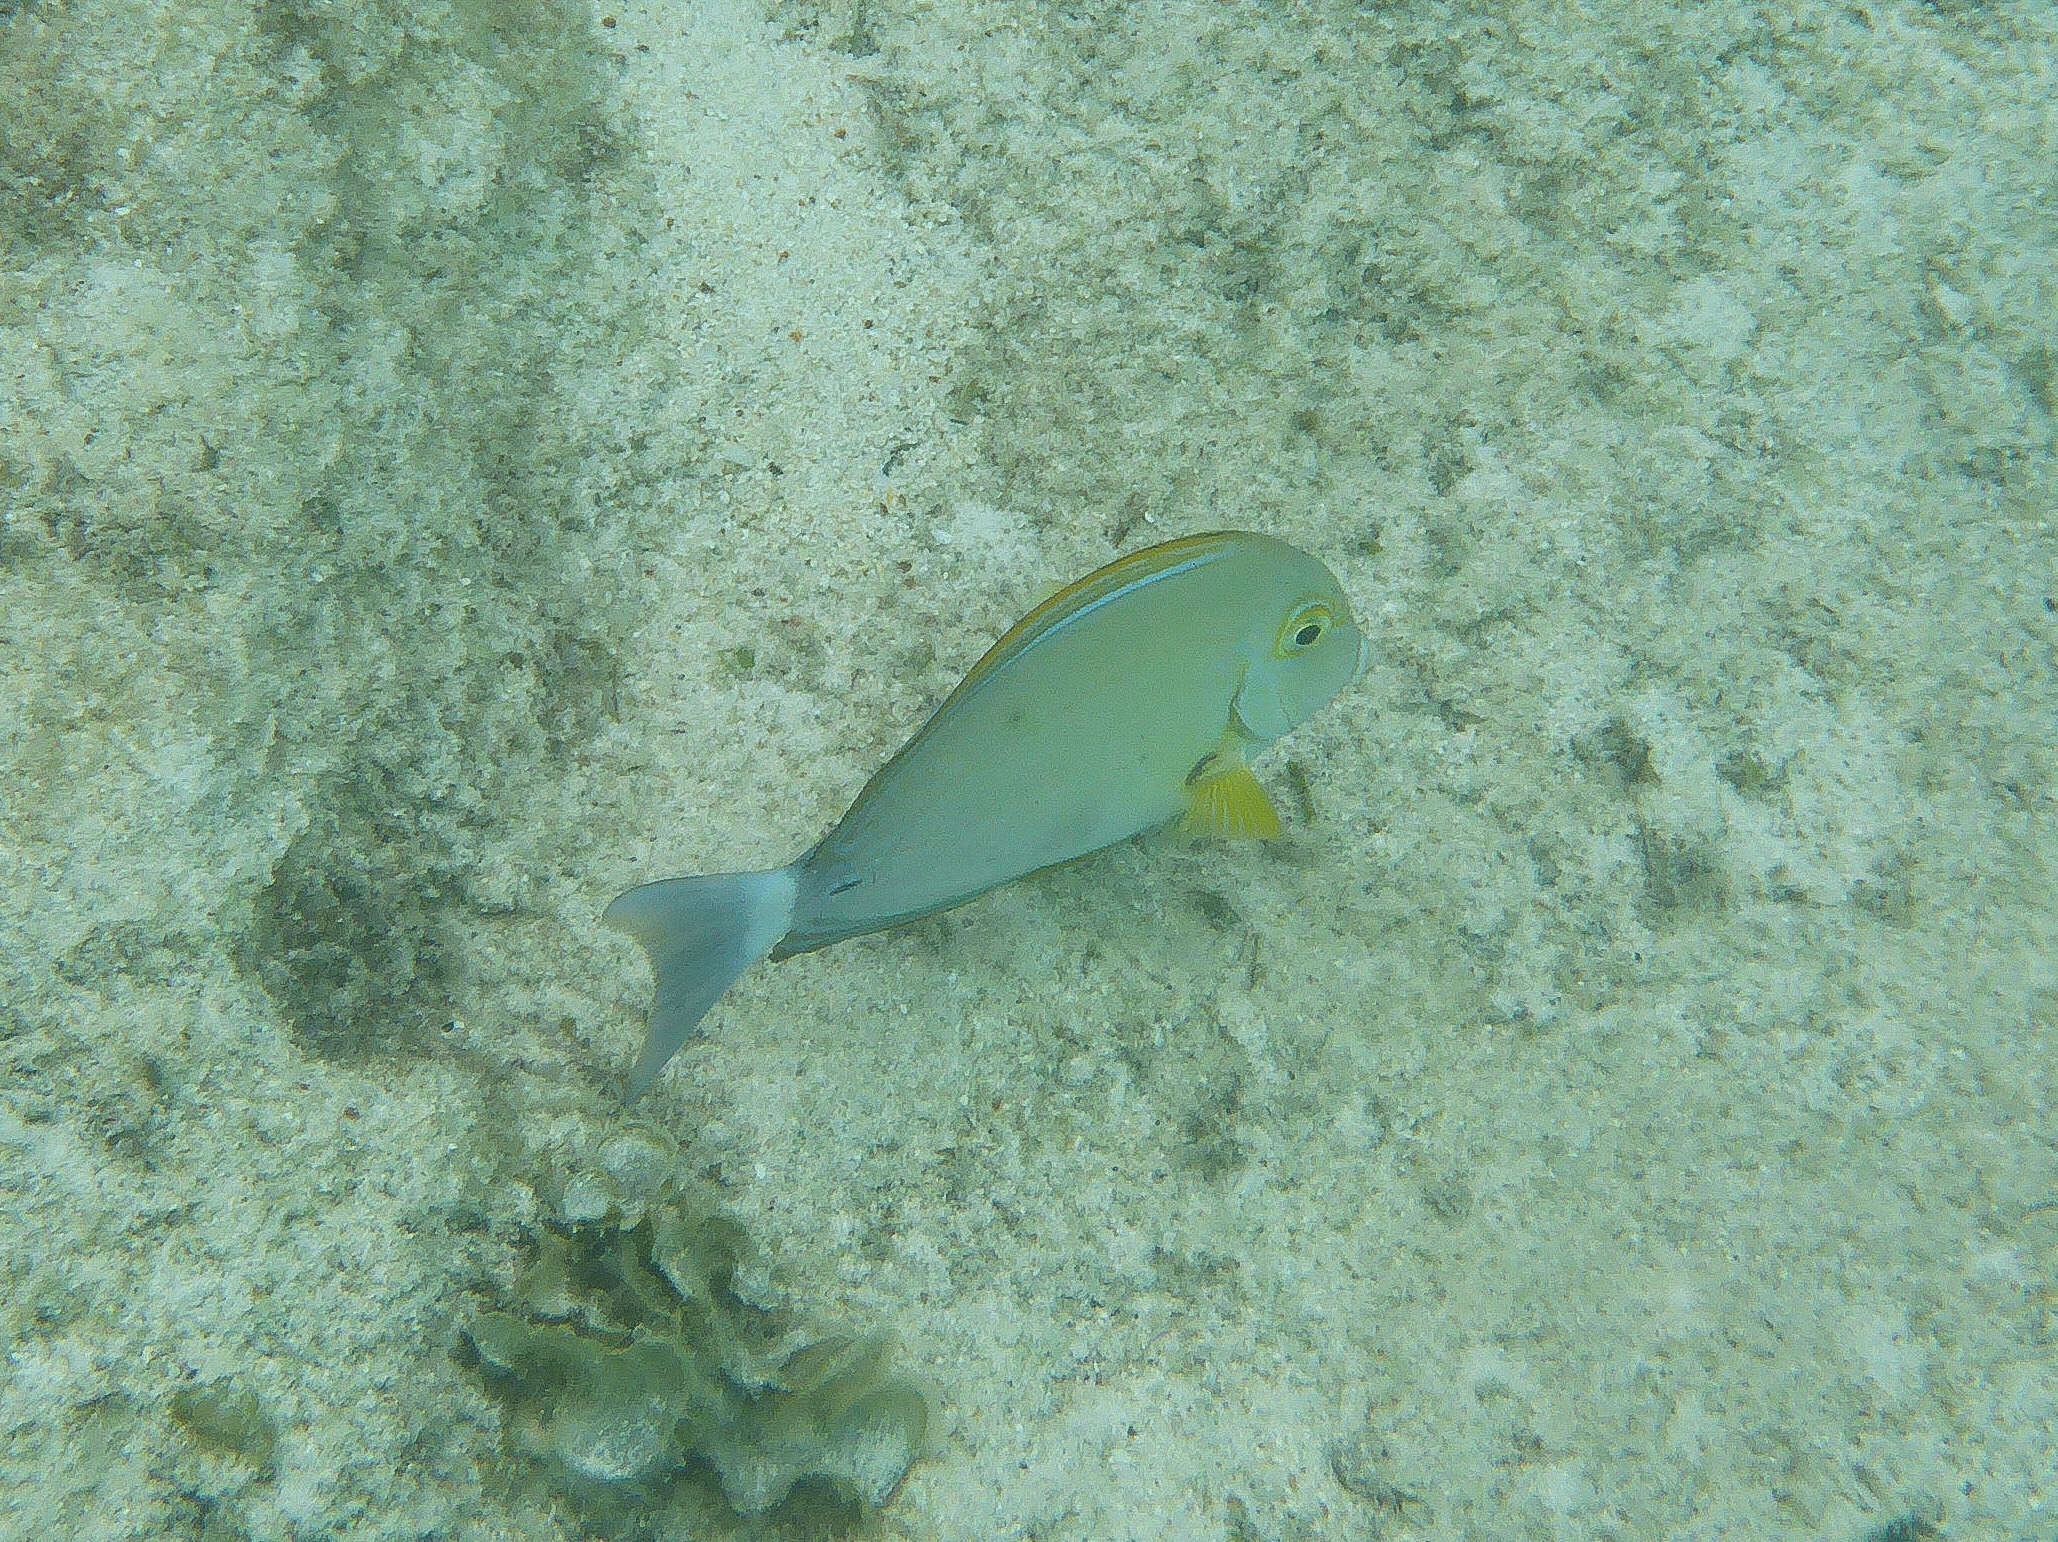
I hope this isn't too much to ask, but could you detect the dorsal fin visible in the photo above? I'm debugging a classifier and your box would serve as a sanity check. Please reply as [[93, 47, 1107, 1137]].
[[938, 532, 1241, 715]]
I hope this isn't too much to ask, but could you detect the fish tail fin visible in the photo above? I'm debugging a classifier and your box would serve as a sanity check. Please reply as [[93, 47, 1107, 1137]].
[[602, 866, 800, 1100]]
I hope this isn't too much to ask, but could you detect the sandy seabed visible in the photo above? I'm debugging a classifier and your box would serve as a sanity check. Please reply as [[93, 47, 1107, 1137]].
[[2, 0, 2053, 1537]]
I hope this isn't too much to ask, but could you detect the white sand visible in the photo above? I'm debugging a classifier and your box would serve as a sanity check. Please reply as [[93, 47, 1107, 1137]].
[[2, 0, 2052, 1537]]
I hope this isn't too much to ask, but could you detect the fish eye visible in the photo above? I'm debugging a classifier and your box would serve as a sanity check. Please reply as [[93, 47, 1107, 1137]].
[[1276, 602, 1332, 657]]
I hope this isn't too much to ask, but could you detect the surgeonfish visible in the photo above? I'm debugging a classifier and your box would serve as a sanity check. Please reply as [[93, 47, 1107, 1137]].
[[605, 529, 1368, 1097]]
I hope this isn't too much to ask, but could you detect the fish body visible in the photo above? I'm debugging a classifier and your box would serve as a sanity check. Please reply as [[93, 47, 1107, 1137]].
[[606, 530, 1366, 1096]]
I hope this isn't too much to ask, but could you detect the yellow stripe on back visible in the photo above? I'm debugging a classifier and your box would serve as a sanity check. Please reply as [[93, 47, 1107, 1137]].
[[935, 530, 1242, 716], [824, 530, 1248, 839]]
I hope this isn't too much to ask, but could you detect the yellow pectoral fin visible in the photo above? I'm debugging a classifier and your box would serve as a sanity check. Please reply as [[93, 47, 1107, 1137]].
[[1182, 756, 1283, 840]]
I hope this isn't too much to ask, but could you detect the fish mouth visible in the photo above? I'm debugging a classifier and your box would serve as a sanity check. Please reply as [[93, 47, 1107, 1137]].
[[1353, 632, 1373, 684]]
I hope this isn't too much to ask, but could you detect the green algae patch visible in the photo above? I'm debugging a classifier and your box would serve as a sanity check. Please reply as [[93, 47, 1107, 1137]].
[[167, 1379, 277, 1472], [463, 1198, 926, 1522]]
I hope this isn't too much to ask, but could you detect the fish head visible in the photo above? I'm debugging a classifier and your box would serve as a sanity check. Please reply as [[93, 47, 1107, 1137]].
[[1231, 565, 1367, 744]]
